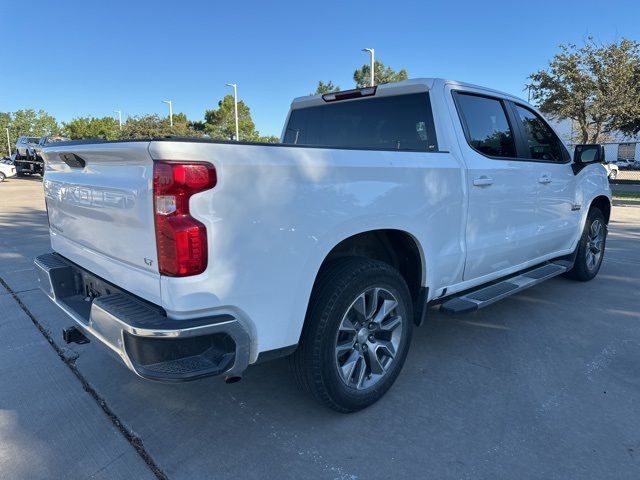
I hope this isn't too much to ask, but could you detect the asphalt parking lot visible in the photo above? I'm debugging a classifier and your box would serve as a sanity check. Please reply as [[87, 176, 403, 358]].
[[1, 176, 639, 480]]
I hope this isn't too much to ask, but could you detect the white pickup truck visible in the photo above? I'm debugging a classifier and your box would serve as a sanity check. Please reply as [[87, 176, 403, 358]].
[[35, 79, 611, 412]]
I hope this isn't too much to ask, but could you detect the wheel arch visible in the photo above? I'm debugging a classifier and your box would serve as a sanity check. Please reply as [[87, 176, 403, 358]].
[[590, 195, 611, 224], [309, 229, 426, 324]]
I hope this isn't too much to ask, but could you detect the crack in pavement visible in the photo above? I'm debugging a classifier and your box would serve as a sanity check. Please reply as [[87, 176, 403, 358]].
[[0, 275, 169, 480], [0, 287, 40, 295]]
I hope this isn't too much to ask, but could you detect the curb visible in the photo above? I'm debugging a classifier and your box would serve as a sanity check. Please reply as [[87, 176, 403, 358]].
[[612, 199, 640, 207]]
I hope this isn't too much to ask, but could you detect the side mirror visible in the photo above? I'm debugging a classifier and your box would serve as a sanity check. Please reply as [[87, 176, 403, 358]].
[[574, 144, 605, 164]]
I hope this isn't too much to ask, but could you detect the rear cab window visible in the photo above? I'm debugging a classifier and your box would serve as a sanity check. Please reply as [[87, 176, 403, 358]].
[[453, 92, 516, 158], [283, 92, 438, 152]]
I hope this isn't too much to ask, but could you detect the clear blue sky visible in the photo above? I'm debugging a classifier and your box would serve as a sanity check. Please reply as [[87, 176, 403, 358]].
[[2, 0, 639, 136]]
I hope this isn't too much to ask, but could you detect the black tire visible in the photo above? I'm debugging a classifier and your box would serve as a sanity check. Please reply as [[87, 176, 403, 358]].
[[0, 172, 5, 182], [290, 257, 413, 412], [564, 208, 607, 281], [609, 170, 617, 180]]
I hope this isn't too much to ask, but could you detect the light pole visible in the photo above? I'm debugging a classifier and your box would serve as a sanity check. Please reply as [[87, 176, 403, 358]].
[[226, 83, 239, 141], [5, 128, 10, 157], [114, 110, 122, 130], [362, 48, 375, 87], [162, 100, 173, 127]]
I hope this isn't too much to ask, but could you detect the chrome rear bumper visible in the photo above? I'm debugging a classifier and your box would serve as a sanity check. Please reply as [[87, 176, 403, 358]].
[[34, 253, 250, 381]]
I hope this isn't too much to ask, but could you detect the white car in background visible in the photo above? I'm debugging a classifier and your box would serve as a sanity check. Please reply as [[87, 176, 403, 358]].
[[0, 161, 17, 182], [603, 161, 619, 180], [15, 136, 40, 158], [30, 136, 71, 159], [615, 158, 640, 170]]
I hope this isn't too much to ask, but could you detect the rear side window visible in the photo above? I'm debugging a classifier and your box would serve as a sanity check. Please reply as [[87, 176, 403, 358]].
[[455, 93, 516, 158], [513, 105, 566, 162], [283, 93, 438, 151]]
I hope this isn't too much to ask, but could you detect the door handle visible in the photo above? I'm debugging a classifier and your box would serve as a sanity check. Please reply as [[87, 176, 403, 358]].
[[473, 175, 494, 187], [538, 175, 552, 184]]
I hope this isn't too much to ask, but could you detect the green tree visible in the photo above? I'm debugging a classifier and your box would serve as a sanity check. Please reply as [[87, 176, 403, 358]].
[[1, 109, 59, 156], [529, 38, 640, 143], [608, 53, 640, 137], [0, 112, 11, 156], [616, 111, 640, 137], [168, 112, 203, 137], [119, 114, 173, 139], [63, 116, 120, 140], [204, 95, 258, 140], [255, 135, 280, 143], [353, 60, 408, 88], [313, 80, 340, 95], [189, 120, 207, 133], [11, 109, 59, 137], [118, 113, 203, 139]]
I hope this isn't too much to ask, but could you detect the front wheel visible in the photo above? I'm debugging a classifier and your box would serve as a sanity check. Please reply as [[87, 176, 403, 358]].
[[609, 169, 618, 180], [290, 257, 413, 412], [564, 208, 607, 281], [0, 172, 5, 182]]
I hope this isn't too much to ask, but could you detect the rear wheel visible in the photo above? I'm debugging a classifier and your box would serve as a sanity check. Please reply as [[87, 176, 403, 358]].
[[290, 257, 413, 412], [609, 169, 618, 180], [564, 208, 606, 281]]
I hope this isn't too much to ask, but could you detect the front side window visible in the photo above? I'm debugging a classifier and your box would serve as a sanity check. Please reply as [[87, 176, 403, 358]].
[[455, 93, 516, 158], [514, 105, 565, 162], [283, 93, 438, 151]]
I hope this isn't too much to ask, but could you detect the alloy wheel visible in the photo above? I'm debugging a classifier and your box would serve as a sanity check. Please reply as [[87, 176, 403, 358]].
[[334, 287, 403, 390], [586, 219, 605, 271]]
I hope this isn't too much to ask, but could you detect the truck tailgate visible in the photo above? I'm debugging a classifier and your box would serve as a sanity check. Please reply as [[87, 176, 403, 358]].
[[41, 142, 161, 304]]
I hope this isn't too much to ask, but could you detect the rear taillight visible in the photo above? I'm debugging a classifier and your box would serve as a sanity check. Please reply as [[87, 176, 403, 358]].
[[153, 161, 217, 277]]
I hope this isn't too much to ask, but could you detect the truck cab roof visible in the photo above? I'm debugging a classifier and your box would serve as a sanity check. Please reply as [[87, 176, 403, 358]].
[[290, 78, 527, 109]]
